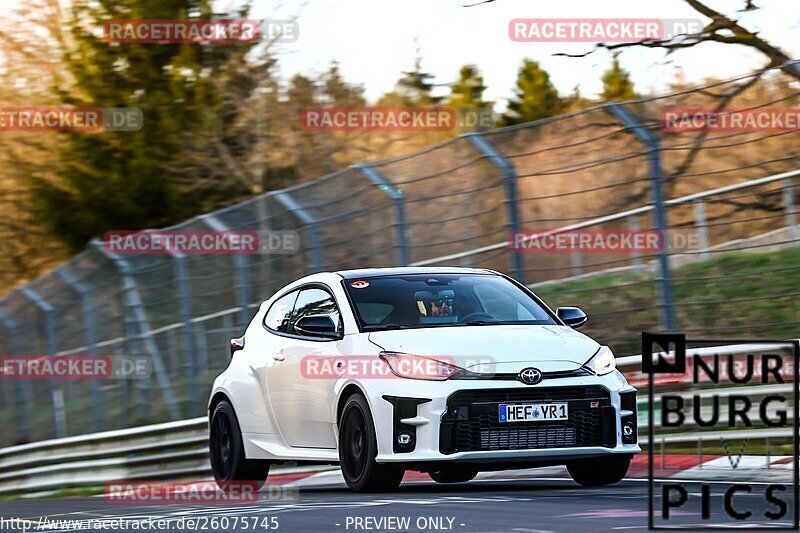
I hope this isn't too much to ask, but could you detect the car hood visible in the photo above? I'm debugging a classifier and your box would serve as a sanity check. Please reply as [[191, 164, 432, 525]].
[[367, 324, 600, 373]]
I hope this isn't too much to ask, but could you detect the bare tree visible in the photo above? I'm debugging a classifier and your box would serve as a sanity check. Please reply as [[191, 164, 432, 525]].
[[551, 0, 799, 81]]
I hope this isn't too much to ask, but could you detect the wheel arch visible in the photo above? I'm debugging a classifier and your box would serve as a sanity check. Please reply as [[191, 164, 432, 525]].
[[336, 383, 367, 425], [208, 391, 232, 419]]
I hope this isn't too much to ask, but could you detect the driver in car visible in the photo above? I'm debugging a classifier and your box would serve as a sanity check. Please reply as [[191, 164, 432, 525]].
[[430, 296, 453, 317]]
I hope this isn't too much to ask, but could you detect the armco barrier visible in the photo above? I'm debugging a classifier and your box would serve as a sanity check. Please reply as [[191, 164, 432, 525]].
[[0, 417, 208, 495], [0, 341, 795, 495]]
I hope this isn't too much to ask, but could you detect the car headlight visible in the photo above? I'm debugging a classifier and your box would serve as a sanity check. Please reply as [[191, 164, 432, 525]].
[[379, 351, 466, 381], [582, 345, 616, 375]]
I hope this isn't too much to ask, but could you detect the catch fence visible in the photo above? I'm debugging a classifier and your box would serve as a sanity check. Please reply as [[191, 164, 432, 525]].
[[1, 63, 799, 446]]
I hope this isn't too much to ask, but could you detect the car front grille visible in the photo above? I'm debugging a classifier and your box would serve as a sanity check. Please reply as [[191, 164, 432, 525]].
[[439, 386, 614, 454]]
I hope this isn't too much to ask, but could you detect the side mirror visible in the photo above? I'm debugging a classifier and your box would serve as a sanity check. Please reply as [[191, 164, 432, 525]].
[[230, 336, 245, 359], [556, 307, 587, 329], [294, 315, 339, 339]]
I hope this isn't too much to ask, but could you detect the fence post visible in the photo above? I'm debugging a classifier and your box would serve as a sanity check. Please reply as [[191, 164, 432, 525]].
[[354, 163, 410, 266], [784, 181, 798, 242], [18, 287, 68, 438], [693, 200, 710, 261], [254, 195, 273, 298], [55, 268, 103, 433], [463, 132, 525, 283], [168, 251, 198, 406], [92, 240, 181, 420], [199, 214, 252, 327], [272, 191, 323, 274], [570, 252, 583, 277], [0, 310, 31, 439], [605, 103, 677, 332]]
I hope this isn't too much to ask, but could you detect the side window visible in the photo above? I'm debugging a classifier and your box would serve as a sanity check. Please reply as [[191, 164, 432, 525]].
[[289, 288, 341, 336], [264, 291, 299, 333]]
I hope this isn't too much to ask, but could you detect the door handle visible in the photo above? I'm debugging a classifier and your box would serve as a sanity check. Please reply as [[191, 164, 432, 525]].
[[273, 353, 285, 362]]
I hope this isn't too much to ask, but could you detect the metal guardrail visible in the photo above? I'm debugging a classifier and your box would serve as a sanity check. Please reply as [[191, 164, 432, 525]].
[[0, 341, 795, 495], [0, 417, 208, 495]]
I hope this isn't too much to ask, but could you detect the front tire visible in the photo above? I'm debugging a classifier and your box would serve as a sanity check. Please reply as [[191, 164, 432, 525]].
[[210, 400, 270, 491], [338, 394, 404, 492], [429, 465, 479, 484], [567, 455, 631, 486]]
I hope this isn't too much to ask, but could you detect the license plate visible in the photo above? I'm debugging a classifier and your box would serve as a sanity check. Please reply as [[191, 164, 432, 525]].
[[498, 403, 568, 423]]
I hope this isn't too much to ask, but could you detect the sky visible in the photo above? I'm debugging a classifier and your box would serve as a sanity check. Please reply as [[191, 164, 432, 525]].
[[251, 0, 800, 108], [2, 0, 798, 108]]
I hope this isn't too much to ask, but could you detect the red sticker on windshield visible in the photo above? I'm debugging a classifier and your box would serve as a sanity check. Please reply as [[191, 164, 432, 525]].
[[351, 280, 370, 289]]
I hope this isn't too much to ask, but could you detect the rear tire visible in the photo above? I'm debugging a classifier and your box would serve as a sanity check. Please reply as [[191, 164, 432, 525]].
[[338, 394, 404, 492], [429, 465, 479, 484], [210, 400, 270, 491], [567, 455, 631, 486]]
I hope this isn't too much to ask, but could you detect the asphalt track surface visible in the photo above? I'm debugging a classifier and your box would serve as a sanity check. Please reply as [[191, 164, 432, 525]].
[[0, 475, 795, 533]]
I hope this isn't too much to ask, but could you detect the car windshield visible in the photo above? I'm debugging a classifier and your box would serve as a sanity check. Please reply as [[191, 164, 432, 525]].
[[343, 274, 558, 331]]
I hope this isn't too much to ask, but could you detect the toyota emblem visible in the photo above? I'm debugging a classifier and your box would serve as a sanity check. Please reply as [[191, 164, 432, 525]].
[[518, 367, 543, 385]]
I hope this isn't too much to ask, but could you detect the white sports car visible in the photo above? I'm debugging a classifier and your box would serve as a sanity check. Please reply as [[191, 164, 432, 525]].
[[209, 267, 639, 492]]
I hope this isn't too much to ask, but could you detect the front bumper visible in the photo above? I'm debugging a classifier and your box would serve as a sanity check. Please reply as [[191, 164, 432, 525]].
[[360, 370, 640, 463]]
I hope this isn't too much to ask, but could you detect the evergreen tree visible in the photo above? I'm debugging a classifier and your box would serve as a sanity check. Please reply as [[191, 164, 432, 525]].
[[396, 55, 443, 106], [288, 74, 318, 109], [601, 55, 637, 102], [287, 74, 340, 178], [502, 59, 563, 126], [448, 64, 493, 131], [30, 0, 258, 252], [448, 64, 488, 109], [322, 61, 365, 107]]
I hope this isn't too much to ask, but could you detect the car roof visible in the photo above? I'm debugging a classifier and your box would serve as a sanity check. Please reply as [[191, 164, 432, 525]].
[[334, 267, 496, 279]]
